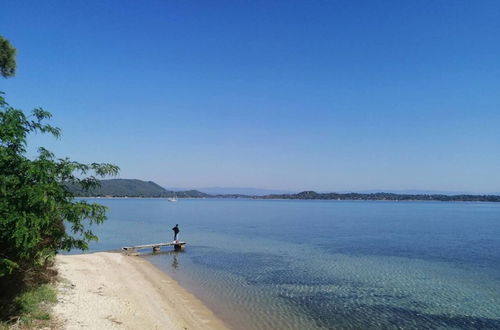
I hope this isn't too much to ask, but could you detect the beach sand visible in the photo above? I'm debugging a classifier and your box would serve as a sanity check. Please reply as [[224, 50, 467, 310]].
[[54, 252, 229, 330]]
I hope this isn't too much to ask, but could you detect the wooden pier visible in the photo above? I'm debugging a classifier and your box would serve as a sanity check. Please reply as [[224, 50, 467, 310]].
[[122, 241, 186, 255]]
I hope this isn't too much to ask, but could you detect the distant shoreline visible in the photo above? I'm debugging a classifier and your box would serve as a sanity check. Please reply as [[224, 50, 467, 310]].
[[77, 195, 500, 203], [68, 179, 500, 202]]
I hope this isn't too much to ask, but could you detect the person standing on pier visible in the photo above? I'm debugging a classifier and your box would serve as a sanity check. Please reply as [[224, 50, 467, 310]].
[[172, 224, 180, 242]]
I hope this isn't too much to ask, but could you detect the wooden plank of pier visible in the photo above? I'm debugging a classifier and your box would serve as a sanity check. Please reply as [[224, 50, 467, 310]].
[[122, 241, 186, 255]]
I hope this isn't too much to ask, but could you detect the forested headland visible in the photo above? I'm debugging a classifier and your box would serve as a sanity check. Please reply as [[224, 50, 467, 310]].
[[66, 179, 211, 198]]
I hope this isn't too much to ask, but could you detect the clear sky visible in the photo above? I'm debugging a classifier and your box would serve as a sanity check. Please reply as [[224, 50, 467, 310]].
[[1, 0, 499, 193]]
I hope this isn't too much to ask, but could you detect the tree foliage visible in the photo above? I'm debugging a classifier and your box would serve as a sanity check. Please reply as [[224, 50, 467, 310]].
[[0, 93, 119, 277], [0, 36, 16, 78]]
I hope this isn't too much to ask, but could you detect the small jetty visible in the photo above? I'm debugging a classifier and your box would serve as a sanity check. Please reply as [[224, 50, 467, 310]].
[[122, 241, 186, 255]]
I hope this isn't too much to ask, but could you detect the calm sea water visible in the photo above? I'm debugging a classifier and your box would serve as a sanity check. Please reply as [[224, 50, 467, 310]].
[[77, 198, 500, 329]]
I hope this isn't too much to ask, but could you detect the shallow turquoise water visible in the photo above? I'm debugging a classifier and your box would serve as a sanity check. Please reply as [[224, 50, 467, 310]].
[[78, 199, 500, 329]]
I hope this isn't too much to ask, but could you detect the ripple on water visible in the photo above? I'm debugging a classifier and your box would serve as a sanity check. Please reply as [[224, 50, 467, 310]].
[[91, 199, 500, 330], [182, 245, 500, 329]]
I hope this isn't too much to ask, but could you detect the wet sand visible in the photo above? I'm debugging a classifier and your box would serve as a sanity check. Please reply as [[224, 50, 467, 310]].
[[54, 252, 229, 330]]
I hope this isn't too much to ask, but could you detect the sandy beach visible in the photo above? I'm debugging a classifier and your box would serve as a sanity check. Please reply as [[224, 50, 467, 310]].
[[54, 252, 229, 330]]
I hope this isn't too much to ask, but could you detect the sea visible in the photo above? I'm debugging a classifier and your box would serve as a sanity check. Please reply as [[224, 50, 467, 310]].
[[76, 198, 500, 330]]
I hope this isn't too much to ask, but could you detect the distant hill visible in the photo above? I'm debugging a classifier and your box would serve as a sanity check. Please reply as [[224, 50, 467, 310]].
[[172, 186, 295, 196], [67, 179, 210, 198], [337, 189, 475, 195], [172, 189, 211, 198], [260, 191, 500, 202]]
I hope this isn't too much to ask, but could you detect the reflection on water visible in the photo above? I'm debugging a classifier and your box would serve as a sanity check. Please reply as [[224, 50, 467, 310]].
[[171, 254, 179, 270], [139, 249, 183, 270], [83, 199, 500, 329]]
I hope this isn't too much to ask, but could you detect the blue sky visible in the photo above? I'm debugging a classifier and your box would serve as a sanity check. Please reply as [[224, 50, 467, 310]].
[[1, 0, 499, 193]]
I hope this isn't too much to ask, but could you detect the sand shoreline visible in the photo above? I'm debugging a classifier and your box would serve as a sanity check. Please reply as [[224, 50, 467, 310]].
[[54, 252, 229, 330]]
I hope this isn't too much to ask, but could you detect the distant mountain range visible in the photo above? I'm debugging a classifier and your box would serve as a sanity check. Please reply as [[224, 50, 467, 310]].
[[168, 186, 295, 196], [67, 179, 500, 202], [335, 189, 477, 195]]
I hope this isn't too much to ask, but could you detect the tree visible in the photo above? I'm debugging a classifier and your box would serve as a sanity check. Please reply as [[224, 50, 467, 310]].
[[0, 35, 119, 278], [0, 36, 16, 78], [0, 93, 120, 277]]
